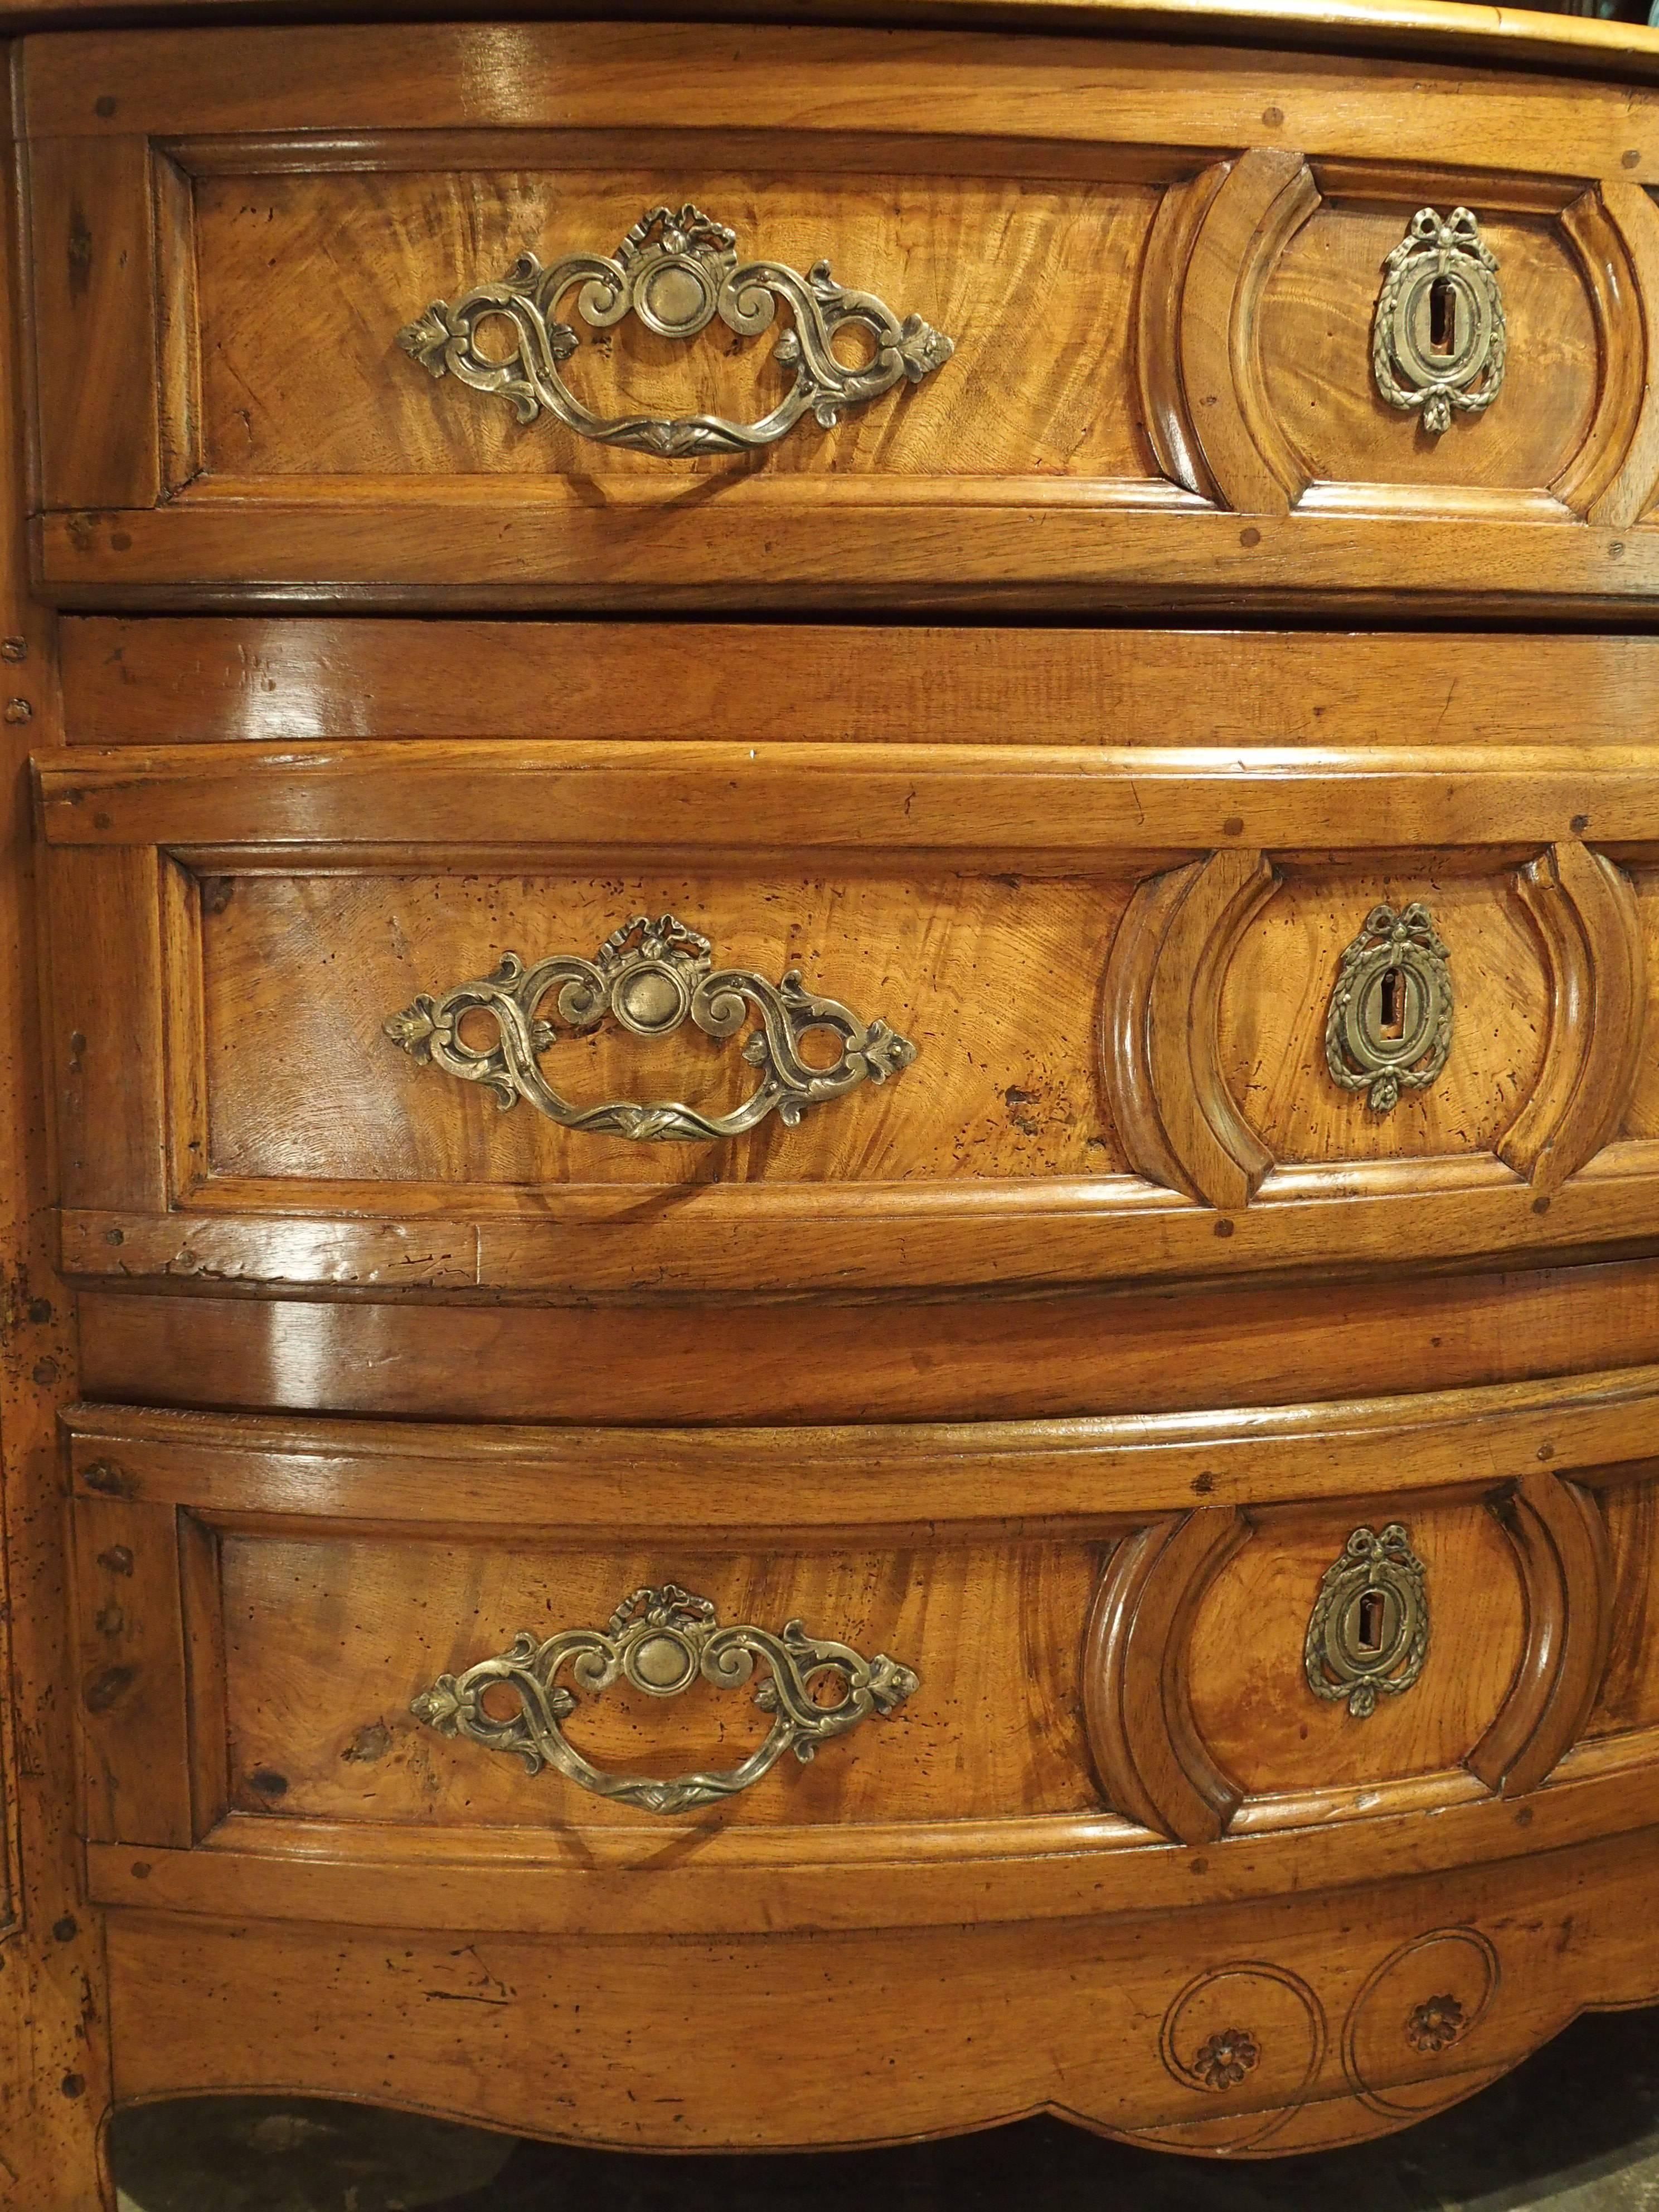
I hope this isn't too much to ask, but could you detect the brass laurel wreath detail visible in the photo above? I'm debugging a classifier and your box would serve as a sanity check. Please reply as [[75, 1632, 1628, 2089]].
[[411, 1584, 919, 1816], [1325, 901, 1453, 1113], [1304, 1524, 1429, 1720], [385, 912, 918, 1143], [1372, 206, 1506, 436], [397, 201, 954, 455]]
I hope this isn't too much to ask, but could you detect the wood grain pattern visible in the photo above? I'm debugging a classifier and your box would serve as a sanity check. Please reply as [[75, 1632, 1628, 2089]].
[[19, 7, 1659, 2177], [1189, 1501, 1525, 1802], [71, 1496, 193, 1851], [215, 1534, 1095, 1830], [1176, 148, 1311, 513], [1589, 1473, 1659, 1740], [197, 869, 1128, 1190], [44, 739, 1659, 852], [1498, 843, 1645, 1191], [190, 164, 1155, 486], [0, 88, 113, 2205], [1134, 163, 1227, 502], [98, 1827, 1659, 2156], [72, 1253, 1659, 1428], [26, 25, 1659, 610], [59, 620, 1659, 753]]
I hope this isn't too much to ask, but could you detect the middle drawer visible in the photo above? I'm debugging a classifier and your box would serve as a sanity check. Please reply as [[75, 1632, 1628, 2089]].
[[38, 619, 1659, 1298]]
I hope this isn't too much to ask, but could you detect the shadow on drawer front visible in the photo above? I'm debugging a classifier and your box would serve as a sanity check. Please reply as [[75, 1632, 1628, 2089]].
[[62, 1364, 1659, 1938]]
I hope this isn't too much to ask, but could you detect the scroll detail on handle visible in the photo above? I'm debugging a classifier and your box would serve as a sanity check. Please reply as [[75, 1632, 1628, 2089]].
[[397, 201, 955, 457], [411, 1584, 920, 1816], [384, 912, 918, 1143]]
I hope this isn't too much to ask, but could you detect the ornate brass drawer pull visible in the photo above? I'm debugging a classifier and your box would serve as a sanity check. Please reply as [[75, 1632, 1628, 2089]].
[[1373, 206, 1505, 435], [397, 201, 954, 457], [386, 911, 916, 1143], [1325, 901, 1453, 1112], [1304, 1524, 1429, 1719], [411, 1584, 920, 1816]]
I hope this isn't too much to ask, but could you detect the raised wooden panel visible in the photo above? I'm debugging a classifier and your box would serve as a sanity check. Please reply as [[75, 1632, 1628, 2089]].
[[216, 1534, 1095, 1831], [1217, 862, 1549, 1166], [1259, 197, 1599, 501], [200, 869, 1129, 1190], [26, 23, 1659, 610], [191, 164, 1158, 487], [1186, 1502, 1524, 1801]]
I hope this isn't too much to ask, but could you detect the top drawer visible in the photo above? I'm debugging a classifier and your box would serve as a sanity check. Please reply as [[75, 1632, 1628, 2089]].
[[22, 20, 1659, 613]]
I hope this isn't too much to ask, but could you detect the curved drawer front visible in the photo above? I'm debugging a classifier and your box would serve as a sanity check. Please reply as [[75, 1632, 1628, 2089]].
[[23, 20, 1659, 612], [37, 623, 1659, 1296], [65, 1362, 1659, 1921]]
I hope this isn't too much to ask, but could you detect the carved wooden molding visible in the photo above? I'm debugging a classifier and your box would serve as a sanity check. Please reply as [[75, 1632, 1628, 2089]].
[[1102, 850, 1279, 1212], [1137, 163, 1229, 505], [1498, 842, 1645, 1193], [1467, 1473, 1613, 1797], [1082, 1510, 1248, 1847], [1556, 182, 1659, 527], [1170, 149, 1318, 515]]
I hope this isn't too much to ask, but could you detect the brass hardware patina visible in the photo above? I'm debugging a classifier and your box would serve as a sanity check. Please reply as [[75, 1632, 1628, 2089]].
[[1325, 901, 1453, 1112], [397, 201, 954, 456], [410, 1584, 919, 1815], [1372, 206, 1506, 435], [386, 911, 917, 1142], [1304, 1524, 1429, 1719]]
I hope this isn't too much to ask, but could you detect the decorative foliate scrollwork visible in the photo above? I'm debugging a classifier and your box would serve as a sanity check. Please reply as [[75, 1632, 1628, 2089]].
[[397, 201, 954, 457], [410, 1583, 920, 1816], [385, 912, 917, 1143], [1372, 206, 1506, 436], [1304, 1524, 1429, 1720], [1325, 901, 1453, 1113]]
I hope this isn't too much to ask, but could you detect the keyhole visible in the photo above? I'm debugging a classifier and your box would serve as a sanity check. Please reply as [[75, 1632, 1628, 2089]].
[[1357, 1588, 1386, 1655], [1428, 276, 1457, 356], [1379, 967, 1405, 1039]]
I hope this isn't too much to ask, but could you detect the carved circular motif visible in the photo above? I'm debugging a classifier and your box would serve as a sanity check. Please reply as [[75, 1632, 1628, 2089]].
[[1152, 1962, 1327, 2154], [1406, 1995, 1467, 2055], [1342, 1928, 1499, 2117]]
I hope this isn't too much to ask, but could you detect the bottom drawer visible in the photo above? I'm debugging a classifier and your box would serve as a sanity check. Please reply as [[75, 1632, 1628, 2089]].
[[66, 1367, 1659, 1915]]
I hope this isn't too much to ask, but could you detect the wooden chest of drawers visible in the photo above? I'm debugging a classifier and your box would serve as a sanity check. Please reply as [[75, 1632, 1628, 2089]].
[[7, 2, 1659, 2201]]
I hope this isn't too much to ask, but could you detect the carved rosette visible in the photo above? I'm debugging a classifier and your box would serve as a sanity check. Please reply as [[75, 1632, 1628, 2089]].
[[386, 911, 917, 1143], [398, 201, 954, 455], [411, 1583, 919, 1815]]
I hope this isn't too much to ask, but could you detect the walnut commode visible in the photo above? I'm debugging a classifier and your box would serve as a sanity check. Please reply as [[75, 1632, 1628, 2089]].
[[5, 2, 1659, 2200]]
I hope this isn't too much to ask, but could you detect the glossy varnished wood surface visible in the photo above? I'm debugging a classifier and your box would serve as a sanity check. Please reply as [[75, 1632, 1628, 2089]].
[[13, 4, 1659, 2195], [25, 22, 1659, 611]]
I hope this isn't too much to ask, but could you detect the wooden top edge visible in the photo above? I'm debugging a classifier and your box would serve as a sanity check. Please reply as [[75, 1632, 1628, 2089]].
[[9, 0, 1659, 87]]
